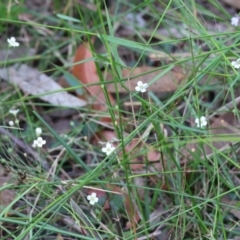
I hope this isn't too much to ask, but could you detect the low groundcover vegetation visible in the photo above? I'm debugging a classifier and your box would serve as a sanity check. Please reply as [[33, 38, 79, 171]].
[[1, 0, 240, 239]]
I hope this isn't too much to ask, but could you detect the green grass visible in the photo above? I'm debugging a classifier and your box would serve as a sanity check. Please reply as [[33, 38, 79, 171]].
[[1, 0, 240, 239]]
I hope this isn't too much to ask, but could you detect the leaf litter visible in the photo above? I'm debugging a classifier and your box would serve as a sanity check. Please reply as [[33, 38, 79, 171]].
[[0, 64, 86, 108], [3, 1, 240, 239]]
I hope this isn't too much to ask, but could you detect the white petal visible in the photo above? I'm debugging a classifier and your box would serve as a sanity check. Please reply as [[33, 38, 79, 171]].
[[87, 195, 91, 200], [9, 109, 19, 116], [106, 143, 111, 148], [231, 16, 239, 26], [8, 121, 14, 126], [91, 192, 97, 197], [232, 60, 240, 69], [7, 37, 19, 47], [195, 118, 199, 124], [236, 64, 240, 69], [102, 147, 107, 152], [35, 127, 42, 136], [135, 86, 140, 92]]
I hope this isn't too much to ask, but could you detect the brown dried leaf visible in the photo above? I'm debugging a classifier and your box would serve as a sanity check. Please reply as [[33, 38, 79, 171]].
[[0, 64, 86, 107], [72, 42, 115, 110], [222, 0, 240, 8], [106, 66, 186, 94], [133, 177, 146, 199]]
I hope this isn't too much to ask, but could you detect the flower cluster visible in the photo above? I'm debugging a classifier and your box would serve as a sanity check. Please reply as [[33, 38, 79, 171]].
[[32, 137, 46, 148], [135, 81, 148, 93], [87, 192, 99, 205], [8, 109, 19, 126], [32, 127, 46, 148], [231, 15, 240, 27], [7, 37, 19, 47], [102, 142, 115, 155]]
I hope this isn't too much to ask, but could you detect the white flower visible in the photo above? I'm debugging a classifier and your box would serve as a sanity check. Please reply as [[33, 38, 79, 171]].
[[7, 37, 19, 47], [32, 137, 46, 148], [102, 142, 115, 155], [87, 192, 99, 205], [195, 116, 207, 128], [231, 58, 240, 69], [231, 15, 240, 26], [8, 121, 14, 126], [135, 81, 148, 93], [35, 127, 42, 137], [9, 109, 19, 116]]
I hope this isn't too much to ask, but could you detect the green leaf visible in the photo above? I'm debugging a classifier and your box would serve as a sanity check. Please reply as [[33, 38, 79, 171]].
[[57, 14, 81, 23], [63, 72, 84, 95]]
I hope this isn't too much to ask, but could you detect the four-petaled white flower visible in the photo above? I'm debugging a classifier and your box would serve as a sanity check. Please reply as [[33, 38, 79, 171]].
[[35, 127, 42, 137], [32, 137, 46, 148], [7, 37, 19, 47], [195, 116, 207, 128], [9, 109, 19, 116], [231, 58, 240, 69], [87, 192, 99, 205], [8, 121, 14, 126], [102, 142, 115, 155], [135, 81, 148, 93], [231, 15, 240, 26]]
